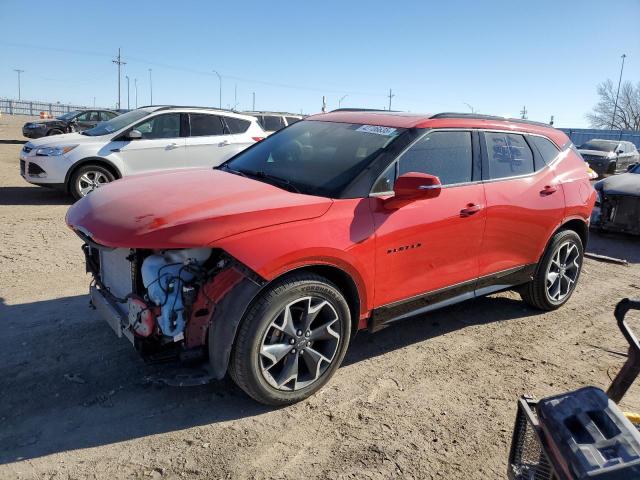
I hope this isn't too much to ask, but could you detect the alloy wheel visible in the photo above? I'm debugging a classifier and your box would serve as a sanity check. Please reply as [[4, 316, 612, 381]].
[[546, 240, 581, 303], [77, 170, 110, 196], [259, 296, 341, 391]]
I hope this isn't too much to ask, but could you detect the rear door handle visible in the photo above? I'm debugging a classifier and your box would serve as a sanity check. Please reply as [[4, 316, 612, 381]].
[[540, 185, 558, 196], [218, 140, 230, 147], [460, 203, 483, 217], [166, 142, 179, 150]]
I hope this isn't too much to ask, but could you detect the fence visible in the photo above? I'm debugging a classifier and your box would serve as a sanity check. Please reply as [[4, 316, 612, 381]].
[[559, 128, 640, 149], [0, 98, 97, 117]]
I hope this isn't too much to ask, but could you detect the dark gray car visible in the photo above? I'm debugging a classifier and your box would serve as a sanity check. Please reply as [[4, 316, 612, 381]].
[[22, 109, 120, 139], [592, 163, 640, 234], [578, 139, 639, 177]]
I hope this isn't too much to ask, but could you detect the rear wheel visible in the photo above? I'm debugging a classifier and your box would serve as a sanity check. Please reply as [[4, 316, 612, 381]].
[[520, 230, 584, 311], [69, 164, 115, 200], [47, 128, 63, 136], [229, 273, 351, 405]]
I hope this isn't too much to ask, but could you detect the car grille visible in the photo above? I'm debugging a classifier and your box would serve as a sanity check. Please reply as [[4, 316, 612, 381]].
[[98, 248, 134, 315], [20, 160, 25, 175]]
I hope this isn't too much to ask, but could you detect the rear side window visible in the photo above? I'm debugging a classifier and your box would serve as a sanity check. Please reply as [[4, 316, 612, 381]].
[[529, 135, 560, 165], [263, 115, 285, 131], [484, 132, 534, 179], [285, 116, 301, 126], [100, 111, 117, 121], [224, 116, 251, 134], [398, 131, 473, 185], [189, 114, 225, 136]]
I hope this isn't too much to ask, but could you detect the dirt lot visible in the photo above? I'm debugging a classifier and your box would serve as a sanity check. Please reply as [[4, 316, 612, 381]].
[[1, 113, 640, 480]]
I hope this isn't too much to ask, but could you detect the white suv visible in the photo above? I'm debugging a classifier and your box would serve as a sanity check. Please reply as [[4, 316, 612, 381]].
[[19, 106, 265, 199], [243, 112, 303, 136]]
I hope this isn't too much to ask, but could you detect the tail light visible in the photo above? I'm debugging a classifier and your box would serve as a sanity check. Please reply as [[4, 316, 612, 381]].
[[252, 137, 265, 142]]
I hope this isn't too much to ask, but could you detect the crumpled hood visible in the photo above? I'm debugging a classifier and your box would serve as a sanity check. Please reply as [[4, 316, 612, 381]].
[[596, 173, 640, 197], [66, 168, 333, 248]]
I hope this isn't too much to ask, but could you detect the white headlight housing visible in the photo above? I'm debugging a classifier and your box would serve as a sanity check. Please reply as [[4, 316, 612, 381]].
[[35, 145, 78, 156]]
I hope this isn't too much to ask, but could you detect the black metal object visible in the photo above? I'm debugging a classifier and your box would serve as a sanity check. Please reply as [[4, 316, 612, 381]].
[[607, 298, 640, 403]]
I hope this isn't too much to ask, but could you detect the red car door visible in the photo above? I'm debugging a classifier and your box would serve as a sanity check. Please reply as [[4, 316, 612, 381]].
[[370, 130, 486, 317], [478, 131, 565, 279]]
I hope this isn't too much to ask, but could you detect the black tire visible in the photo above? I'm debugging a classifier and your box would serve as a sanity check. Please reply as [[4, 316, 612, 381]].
[[69, 163, 115, 200], [229, 273, 351, 406], [47, 128, 63, 136], [520, 229, 584, 311]]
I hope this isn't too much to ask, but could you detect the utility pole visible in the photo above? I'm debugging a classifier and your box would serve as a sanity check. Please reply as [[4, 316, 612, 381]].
[[520, 106, 528, 119], [611, 53, 627, 129], [387, 89, 395, 111], [93, 96, 96, 107], [125, 75, 130, 110], [134, 78, 138, 108], [234, 83, 237, 110], [252, 92, 255, 110], [148, 69, 153, 105], [322, 96, 327, 112], [112, 48, 126, 109], [339, 95, 348, 108], [212, 70, 222, 109], [13, 69, 24, 100]]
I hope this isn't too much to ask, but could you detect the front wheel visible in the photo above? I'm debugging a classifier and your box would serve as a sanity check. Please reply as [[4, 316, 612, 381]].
[[69, 164, 115, 200], [520, 229, 584, 310], [229, 273, 351, 405]]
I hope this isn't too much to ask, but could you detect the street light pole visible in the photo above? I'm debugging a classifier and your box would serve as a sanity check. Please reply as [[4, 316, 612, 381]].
[[125, 75, 130, 110], [339, 95, 348, 108], [212, 70, 222, 109], [13, 69, 24, 100], [611, 53, 627, 129], [134, 78, 138, 108], [463, 102, 475, 113], [252, 92, 255, 111], [148, 69, 153, 105]]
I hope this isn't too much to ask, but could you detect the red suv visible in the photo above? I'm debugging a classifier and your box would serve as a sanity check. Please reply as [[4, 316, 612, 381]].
[[66, 110, 595, 405]]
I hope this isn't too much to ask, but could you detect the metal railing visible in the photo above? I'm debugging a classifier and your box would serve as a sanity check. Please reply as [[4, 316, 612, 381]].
[[0, 98, 101, 117]]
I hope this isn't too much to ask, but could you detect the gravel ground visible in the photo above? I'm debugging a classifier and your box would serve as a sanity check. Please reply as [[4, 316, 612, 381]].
[[1, 114, 640, 480]]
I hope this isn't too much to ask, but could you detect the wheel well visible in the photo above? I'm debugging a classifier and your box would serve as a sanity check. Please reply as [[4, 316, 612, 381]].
[[285, 265, 361, 337], [65, 158, 122, 191], [559, 219, 589, 249]]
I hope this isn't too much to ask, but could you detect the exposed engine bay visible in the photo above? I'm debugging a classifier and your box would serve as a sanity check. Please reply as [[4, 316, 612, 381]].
[[593, 193, 640, 235], [82, 243, 261, 368]]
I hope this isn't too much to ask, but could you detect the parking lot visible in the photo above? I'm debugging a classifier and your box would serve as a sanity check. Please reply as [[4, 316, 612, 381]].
[[1, 113, 640, 479]]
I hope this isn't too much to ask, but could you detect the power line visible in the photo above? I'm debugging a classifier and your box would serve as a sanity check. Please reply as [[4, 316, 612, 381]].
[[611, 54, 627, 129], [112, 48, 126, 109]]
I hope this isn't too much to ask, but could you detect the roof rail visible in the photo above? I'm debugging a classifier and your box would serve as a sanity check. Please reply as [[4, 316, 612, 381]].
[[136, 105, 243, 113], [330, 108, 399, 113], [431, 112, 553, 128]]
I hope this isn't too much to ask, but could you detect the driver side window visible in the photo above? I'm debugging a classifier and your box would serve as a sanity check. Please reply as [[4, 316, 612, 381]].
[[75, 111, 91, 122], [133, 114, 181, 139]]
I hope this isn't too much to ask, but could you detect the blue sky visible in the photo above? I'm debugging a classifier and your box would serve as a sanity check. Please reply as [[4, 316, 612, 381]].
[[1, 0, 639, 127]]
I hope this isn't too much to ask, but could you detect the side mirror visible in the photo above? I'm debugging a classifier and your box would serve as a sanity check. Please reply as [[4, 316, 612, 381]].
[[616, 148, 624, 155], [128, 129, 142, 140], [628, 163, 638, 172], [384, 172, 442, 209]]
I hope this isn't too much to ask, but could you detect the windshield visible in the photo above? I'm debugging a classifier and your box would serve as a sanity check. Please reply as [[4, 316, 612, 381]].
[[578, 140, 618, 152], [82, 108, 153, 136], [222, 120, 404, 197], [57, 111, 81, 121]]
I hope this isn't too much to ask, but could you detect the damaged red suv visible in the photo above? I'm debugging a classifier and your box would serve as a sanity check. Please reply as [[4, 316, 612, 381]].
[[66, 110, 595, 405]]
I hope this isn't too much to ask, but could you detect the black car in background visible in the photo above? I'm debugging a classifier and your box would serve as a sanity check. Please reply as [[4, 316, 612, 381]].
[[578, 139, 640, 177], [22, 109, 120, 139], [593, 163, 640, 234]]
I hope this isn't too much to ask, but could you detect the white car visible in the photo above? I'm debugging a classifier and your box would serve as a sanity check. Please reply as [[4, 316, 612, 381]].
[[19, 106, 265, 199]]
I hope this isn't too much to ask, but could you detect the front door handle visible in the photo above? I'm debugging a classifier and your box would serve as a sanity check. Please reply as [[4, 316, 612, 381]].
[[166, 142, 179, 150], [218, 140, 230, 147], [460, 203, 483, 217], [540, 185, 558, 196]]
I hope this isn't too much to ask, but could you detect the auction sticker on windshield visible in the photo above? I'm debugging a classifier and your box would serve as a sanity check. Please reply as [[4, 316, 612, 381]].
[[356, 125, 398, 136]]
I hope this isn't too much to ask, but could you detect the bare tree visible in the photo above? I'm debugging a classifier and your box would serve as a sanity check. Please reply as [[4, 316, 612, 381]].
[[586, 79, 640, 130]]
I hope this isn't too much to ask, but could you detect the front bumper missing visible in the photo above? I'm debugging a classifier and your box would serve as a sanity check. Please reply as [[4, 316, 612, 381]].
[[90, 284, 134, 344]]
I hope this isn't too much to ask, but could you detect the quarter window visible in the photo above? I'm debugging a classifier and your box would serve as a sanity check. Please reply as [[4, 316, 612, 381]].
[[263, 115, 285, 131], [189, 114, 224, 136], [224, 116, 251, 134], [397, 131, 473, 185], [134, 113, 181, 139], [529, 135, 560, 165], [285, 116, 301, 126], [484, 132, 534, 179]]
